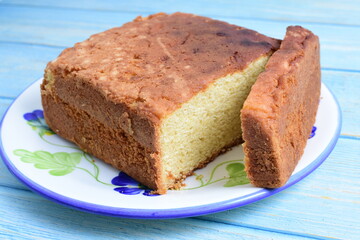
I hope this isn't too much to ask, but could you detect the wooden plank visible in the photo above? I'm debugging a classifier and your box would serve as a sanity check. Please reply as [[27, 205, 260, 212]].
[[199, 138, 360, 240], [0, 159, 26, 191], [0, 187, 310, 240], [1, 5, 360, 72], [0, 43, 63, 98], [0, 1, 357, 240], [0, 99, 12, 118], [3, 0, 360, 26], [0, 99, 30, 191], [0, 5, 138, 47], [322, 70, 360, 136]]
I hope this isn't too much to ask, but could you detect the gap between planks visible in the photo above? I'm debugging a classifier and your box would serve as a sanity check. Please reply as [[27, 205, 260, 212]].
[[0, 183, 333, 240], [2, 2, 360, 29], [196, 217, 336, 240]]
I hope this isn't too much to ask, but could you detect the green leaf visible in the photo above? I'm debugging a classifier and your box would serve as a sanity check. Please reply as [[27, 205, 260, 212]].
[[226, 163, 245, 176], [19, 156, 39, 163], [49, 168, 74, 176], [13, 149, 32, 157], [13, 149, 82, 176], [26, 120, 54, 136], [223, 175, 250, 187], [37, 128, 46, 137], [224, 178, 241, 187], [53, 152, 82, 167], [27, 121, 41, 128], [69, 152, 82, 165], [223, 163, 250, 187], [196, 174, 204, 181], [53, 152, 70, 165], [34, 151, 55, 161], [44, 130, 55, 136]]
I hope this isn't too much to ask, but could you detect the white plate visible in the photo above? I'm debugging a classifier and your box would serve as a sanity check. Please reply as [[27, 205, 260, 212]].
[[0, 79, 341, 218]]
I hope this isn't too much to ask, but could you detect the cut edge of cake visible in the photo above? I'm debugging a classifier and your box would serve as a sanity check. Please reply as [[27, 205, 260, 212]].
[[241, 26, 321, 188], [159, 54, 272, 191]]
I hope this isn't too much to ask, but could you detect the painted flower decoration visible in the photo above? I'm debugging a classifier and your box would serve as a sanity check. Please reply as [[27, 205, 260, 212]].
[[309, 126, 317, 139], [111, 172, 158, 196], [23, 110, 54, 136]]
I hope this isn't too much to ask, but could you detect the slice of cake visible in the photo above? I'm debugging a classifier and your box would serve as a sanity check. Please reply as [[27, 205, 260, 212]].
[[41, 12, 280, 194], [241, 26, 321, 188]]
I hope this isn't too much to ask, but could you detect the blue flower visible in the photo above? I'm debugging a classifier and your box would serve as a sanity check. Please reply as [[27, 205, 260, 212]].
[[309, 126, 317, 139], [23, 110, 54, 136], [24, 110, 44, 121], [142, 189, 155, 196], [111, 172, 159, 196], [111, 171, 138, 186], [113, 187, 143, 195]]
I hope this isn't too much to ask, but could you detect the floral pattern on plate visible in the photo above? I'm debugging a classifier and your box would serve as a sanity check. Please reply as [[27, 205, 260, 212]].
[[13, 109, 253, 196]]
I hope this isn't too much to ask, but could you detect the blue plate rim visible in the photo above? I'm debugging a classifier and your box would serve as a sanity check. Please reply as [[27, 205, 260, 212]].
[[0, 79, 342, 219]]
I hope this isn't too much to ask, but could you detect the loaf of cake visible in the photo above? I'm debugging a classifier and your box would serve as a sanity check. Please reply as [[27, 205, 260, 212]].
[[241, 26, 321, 188], [41, 12, 280, 194]]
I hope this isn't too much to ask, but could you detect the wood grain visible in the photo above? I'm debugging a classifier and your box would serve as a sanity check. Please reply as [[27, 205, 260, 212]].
[[322, 71, 360, 135], [0, 1, 359, 239], [0, 187, 312, 240], [0, 43, 61, 98], [1, 5, 360, 71], [3, 0, 360, 26]]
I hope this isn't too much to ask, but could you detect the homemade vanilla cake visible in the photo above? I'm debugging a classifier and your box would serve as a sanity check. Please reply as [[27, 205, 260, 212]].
[[41, 12, 280, 193], [241, 26, 321, 188]]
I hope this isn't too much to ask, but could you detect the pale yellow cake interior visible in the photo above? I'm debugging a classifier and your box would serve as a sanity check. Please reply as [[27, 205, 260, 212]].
[[43, 55, 270, 191], [159, 55, 270, 188]]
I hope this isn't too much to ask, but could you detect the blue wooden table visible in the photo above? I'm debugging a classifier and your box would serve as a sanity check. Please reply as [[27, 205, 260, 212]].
[[0, 1, 359, 239]]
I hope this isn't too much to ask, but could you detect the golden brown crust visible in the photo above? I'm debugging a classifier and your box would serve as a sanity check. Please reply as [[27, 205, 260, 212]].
[[241, 26, 321, 188], [42, 90, 166, 193], [45, 74, 158, 152], [45, 12, 280, 144], [41, 12, 280, 193]]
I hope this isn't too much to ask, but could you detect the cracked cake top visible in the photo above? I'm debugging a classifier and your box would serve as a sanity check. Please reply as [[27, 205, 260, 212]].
[[45, 12, 280, 120]]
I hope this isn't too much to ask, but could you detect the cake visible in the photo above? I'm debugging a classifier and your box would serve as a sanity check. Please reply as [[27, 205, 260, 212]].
[[41, 12, 280, 194], [241, 26, 321, 188]]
